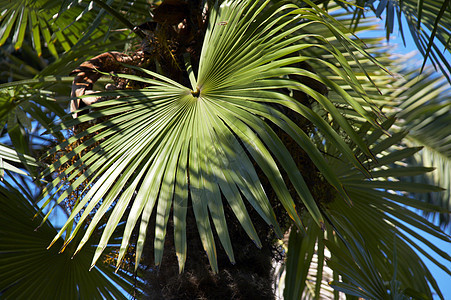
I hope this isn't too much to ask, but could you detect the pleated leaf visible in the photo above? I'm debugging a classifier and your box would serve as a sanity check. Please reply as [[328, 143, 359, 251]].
[[0, 181, 136, 299], [40, 0, 390, 272]]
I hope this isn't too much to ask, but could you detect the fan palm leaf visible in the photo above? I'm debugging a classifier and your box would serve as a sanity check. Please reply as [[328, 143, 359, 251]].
[[38, 0, 387, 273], [387, 68, 451, 229], [0, 0, 137, 58], [277, 5, 450, 298], [283, 119, 449, 299], [0, 179, 137, 299], [0, 0, 449, 299], [307, 5, 451, 230], [344, 46, 451, 230], [0, 82, 68, 181]]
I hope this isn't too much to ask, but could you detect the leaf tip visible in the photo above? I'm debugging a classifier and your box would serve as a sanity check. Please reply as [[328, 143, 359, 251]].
[[252, 239, 262, 249], [47, 238, 57, 250]]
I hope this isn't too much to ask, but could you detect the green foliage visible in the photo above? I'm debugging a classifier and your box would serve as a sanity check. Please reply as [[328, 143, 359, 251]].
[[391, 68, 451, 229], [0, 180, 137, 299], [0, 0, 449, 299], [351, 0, 451, 82], [283, 118, 450, 299]]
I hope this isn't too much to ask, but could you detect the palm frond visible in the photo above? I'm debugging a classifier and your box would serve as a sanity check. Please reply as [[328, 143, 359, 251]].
[[38, 0, 387, 273], [0, 83, 67, 178], [0, 143, 37, 177], [385, 67, 451, 230], [351, 0, 451, 82], [309, 6, 451, 230], [0, 180, 137, 299], [283, 119, 449, 299], [0, 0, 136, 58]]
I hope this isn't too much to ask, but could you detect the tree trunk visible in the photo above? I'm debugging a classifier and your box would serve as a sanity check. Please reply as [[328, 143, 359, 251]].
[[141, 202, 276, 300]]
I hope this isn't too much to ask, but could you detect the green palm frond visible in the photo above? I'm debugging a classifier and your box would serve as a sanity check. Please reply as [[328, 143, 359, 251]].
[[38, 0, 387, 273], [0, 83, 67, 179], [311, 4, 451, 231], [0, 82, 66, 138], [406, 146, 451, 229], [326, 234, 417, 300], [280, 15, 451, 294], [1, 0, 74, 57], [0, 143, 37, 177], [385, 67, 451, 230], [0, 180, 136, 299], [0, 42, 44, 82], [0, 83, 66, 124], [351, 0, 451, 82], [0, 0, 449, 298], [60, 0, 151, 32], [283, 119, 449, 299], [0, 0, 134, 58]]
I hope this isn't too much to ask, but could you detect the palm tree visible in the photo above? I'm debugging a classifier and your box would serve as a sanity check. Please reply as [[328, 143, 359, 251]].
[[0, 0, 449, 299]]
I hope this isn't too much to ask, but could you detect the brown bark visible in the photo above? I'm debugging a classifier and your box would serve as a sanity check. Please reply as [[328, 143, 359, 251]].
[[70, 51, 134, 117], [141, 202, 276, 300]]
